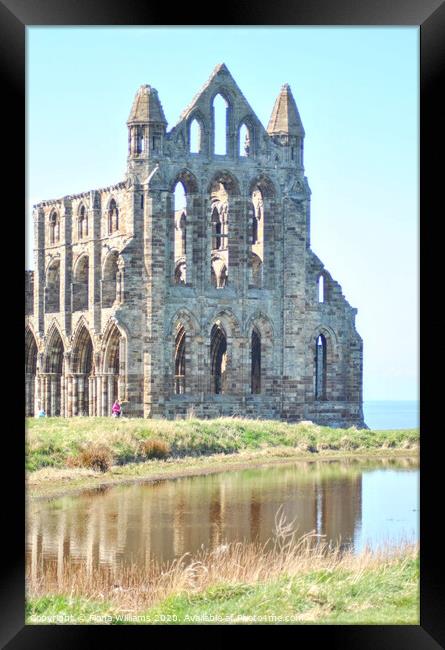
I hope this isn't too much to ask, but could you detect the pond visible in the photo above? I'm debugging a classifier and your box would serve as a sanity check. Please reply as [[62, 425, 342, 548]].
[[26, 457, 418, 573]]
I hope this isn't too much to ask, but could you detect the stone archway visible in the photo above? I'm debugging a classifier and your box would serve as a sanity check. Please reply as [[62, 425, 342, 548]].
[[170, 308, 200, 398], [25, 328, 38, 416], [43, 326, 64, 416], [72, 325, 94, 415], [101, 323, 122, 416], [102, 251, 119, 308], [72, 255, 89, 312], [307, 326, 339, 402], [45, 260, 60, 313], [245, 312, 275, 398]]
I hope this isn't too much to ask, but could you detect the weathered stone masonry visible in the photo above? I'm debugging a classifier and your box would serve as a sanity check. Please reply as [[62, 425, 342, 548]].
[[25, 64, 366, 427]]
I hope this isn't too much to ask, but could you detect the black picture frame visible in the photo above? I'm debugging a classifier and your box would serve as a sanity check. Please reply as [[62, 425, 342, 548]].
[[3, 0, 443, 646]]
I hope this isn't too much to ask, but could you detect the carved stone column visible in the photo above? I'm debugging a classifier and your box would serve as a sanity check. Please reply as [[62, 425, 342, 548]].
[[40, 375, 45, 414], [63, 352, 72, 417], [89, 376, 94, 416], [61, 373, 66, 417], [35, 374, 41, 415], [78, 375, 84, 415], [118, 337, 126, 401], [108, 374, 114, 413], [66, 375, 73, 417], [117, 256, 125, 304], [44, 375, 50, 415], [102, 375, 107, 416], [25, 377, 29, 416], [96, 375, 102, 417], [51, 375, 57, 416], [72, 375, 78, 416]]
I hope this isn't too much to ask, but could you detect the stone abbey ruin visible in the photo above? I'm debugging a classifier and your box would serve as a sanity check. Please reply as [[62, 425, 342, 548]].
[[25, 64, 365, 427]]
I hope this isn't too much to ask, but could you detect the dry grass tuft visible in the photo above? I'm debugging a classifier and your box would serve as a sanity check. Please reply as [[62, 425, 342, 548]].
[[138, 439, 171, 460], [76, 443, 114, 472]]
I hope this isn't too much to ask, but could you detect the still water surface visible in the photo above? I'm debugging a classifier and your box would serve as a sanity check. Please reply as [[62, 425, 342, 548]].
[[27, 458, 418, 573]]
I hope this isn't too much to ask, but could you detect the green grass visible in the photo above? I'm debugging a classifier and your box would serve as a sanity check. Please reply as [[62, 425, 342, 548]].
[[126, 555, 420, 625], [26, 416, 419, 473], [26, 595, 120, 625], [26, 554, 419, 625]]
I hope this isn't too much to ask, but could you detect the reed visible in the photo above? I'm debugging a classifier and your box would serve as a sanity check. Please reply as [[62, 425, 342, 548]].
[[26, 507, 418, 615]]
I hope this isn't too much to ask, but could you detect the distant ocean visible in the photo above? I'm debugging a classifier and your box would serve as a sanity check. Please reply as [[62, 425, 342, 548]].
[[363, 401, 419, 430]]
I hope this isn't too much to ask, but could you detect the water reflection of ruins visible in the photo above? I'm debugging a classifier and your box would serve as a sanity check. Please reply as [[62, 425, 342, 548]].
[[26, 462, 371, 578]]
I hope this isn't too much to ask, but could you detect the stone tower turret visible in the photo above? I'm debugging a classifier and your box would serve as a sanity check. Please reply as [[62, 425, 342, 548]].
[[127, 84, 167, 179], [267, 83, 305, 169]]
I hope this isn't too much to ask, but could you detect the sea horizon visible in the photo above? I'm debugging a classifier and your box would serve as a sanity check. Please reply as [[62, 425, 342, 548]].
[[363, 400, 419, 430]]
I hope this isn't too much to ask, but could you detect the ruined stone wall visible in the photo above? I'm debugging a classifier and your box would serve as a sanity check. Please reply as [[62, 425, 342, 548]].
[[301, 251, 364, 427], [25, 271, 34, 315], [25, 65, 365, 427]]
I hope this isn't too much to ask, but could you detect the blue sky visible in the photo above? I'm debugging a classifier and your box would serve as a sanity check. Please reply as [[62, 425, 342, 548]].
[[26, 26, 419, 401]]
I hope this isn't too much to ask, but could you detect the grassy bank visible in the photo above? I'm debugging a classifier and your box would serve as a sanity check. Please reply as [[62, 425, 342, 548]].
[[26, 534, 419, 625], [28, 447, 418, 500], [26, 417, 418, 499], [26, 416, 419, 470]]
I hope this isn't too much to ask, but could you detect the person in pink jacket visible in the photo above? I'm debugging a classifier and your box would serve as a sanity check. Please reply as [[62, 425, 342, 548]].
[[111, 399, 122, 417]]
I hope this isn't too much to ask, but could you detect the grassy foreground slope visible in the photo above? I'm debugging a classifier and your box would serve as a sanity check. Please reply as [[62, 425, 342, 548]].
[[26, 416, 418, 472], [26, 550, 419, 625], [144, 556, 419, 625]]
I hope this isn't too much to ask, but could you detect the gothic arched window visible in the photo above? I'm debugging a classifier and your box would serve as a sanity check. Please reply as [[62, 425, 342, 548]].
[[251, 328, 261, 394], [78, 205, 88, 239], [315, 334, 327, 400], [108, 199, 119, 234], [210, 324, 227, 394], [49, 211, 60, 244], [174, 326, 186, 394], [190, 118, 202, 153], [239, 123, 252, 157], [102, 251, 119, 308], [173, 182, 187, 284], [318, 274, 325, 303], [136, 126, 145, 154], [213, 94, 228, 155], [72, 256, 89, 312], [45, 260, 60, 312], [210, 176, 233, 287], [250, 188, 264, 287]]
